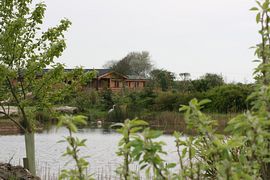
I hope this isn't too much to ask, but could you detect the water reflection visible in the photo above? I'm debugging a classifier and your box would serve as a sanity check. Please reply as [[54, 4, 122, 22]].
[[0, 126, 178, 178]]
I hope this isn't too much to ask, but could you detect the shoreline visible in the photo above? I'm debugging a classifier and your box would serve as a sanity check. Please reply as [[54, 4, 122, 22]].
[[0, 121, 22, 135]]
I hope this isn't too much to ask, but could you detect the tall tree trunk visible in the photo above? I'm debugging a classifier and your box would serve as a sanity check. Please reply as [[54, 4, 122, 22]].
[[24, 132, 36, 175]]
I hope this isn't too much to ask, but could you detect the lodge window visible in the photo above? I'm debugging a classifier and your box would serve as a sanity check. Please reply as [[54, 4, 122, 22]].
[[126, 81, 131, 87], [114, 81, 120, 88], [135, 82, 139, 87]]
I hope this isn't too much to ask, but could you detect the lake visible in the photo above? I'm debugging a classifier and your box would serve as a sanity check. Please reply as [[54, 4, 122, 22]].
[[0, 126, 179, 179]]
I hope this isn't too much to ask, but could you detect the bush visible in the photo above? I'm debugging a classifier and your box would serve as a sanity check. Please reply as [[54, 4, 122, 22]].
[[100, 89, 114, 110], [107, 105, 126, 122], [83, 108, 107, 122], [70, 89, 100, 111], [204, 84, 253, 113], [153, 92, 179, 111]]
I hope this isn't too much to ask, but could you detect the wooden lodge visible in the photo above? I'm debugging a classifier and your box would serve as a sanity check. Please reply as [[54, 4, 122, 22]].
[[89, 69, 148, 91]]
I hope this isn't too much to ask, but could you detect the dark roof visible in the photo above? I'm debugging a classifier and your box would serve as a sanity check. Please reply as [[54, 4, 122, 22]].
[[127, 75, 148, 80], [91, 69, 111, 76], [45, 68, 112, 77], [44, 68, 147, 80]]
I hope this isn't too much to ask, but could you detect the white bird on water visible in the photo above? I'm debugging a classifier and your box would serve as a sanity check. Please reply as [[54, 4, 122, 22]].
[[108, 105, 116, 113], [97, 120, 102, 128]]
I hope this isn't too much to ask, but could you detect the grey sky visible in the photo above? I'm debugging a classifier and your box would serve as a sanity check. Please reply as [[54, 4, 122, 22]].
[[43, 0, 258, 83]]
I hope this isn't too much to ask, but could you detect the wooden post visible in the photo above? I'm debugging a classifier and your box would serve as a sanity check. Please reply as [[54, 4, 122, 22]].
[[109, 78, 112, 89], [96, 79, 99, 90], [24, 132, 36, 175], [23, 158, 28, 170]]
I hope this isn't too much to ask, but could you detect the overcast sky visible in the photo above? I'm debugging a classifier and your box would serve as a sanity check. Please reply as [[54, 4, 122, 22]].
[[43, 0, 259, 83]]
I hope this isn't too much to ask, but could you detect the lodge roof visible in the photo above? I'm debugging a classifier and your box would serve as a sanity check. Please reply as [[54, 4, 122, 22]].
[[59, 68, 111, 77], [127, 75, 148, 80], [44, 68, 148, 80]]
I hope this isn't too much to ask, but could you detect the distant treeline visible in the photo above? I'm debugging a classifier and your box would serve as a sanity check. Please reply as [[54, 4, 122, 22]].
[[56, 72, 253, 122], [50, 51, 253, 122]]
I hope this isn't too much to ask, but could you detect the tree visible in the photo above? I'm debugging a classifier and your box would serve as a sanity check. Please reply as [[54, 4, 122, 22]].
[[150, 69, 176, 91], [205, 84, 252, 113], [179, 72, 191, 81], [191, 73, 224, 92], [0, 0, 71, 174], [177, 72, 192, 93], [104, 51, 153, 77]]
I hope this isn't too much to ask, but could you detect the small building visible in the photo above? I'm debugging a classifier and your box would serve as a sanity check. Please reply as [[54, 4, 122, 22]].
[[90, 69, 148, 91]]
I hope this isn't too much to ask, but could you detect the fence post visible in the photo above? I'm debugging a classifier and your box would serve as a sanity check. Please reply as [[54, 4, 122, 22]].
[[25, 132, 36, 175]]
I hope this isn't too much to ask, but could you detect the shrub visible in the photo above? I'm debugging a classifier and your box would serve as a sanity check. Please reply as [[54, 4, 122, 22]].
[[100, 89, 114, 110], [153, 92, 179, 111], [71, 89, 100, 111], [204, 84, 252, 113]]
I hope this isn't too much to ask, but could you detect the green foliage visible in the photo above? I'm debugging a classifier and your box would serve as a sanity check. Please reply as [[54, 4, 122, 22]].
[[115, 98, 265, 179], [62, 82, 251, 125], [113, 119, 175, 180], [83, 108, 107, 122], [153, 92, 179, 111], [104, 51, 153, 77], [131, 128, 175, 180], [100, 89, 114, 110], [150, 69, 176, 91], [56, 1, 270, 179], [191, 73, 224, 92], [204, 84, 252, 113], [0, 0, 73, 175], [108, 105, 126, 123], [71, 90, 99, 112], [112, 119, 148, 179], [0, 0, 73, 131], [175, 97, 270, 179], [58, 115, 94, 180]]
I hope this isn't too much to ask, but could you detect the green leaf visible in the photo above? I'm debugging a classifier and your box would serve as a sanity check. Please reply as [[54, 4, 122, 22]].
[[173, 131, 181, 139], [166, 163, 176, 169], [263, 1, 269, 9], [57, 140, 66, 143], [130, 127, 143, 133], [250, 7, 259, 11], [73, 115, 87, 125], [179, 105, 189, 112], [256, 0, 262, 8], [256, 12, 261, 23], [110, 123, 124, 129], [198, 99, 211, 106], [182, 148, 187, 157], [146, 130, 163, 139], [131, 119, 149, 127], [68, 123, 78, 133], [140, 164, 148, 170]]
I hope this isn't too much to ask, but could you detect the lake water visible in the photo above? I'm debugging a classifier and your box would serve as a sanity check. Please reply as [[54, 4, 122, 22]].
[[0, 126, 179, 179]]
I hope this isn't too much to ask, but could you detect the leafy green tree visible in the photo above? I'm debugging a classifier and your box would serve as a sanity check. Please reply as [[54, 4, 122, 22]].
[[150, 69, 176, 91], [179, 73, 191, 81], [177, 72, 192, 93], [191, 73, 224, 92], [104, 51, 153, 77], [153, 92, 179, 111], [0, 0, 71, 174], [100, 88, 114, 110], [205, 84, 252, 113]]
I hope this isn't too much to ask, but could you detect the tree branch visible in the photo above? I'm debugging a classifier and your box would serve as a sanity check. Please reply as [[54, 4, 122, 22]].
[[0, 111, 26, 132], [6, 77, 31, 132]]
